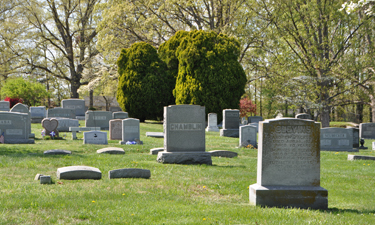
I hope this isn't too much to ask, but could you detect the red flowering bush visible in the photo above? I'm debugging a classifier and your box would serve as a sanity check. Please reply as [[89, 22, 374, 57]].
[[4, 97, 23, 108], [239, 97, 256, 117]]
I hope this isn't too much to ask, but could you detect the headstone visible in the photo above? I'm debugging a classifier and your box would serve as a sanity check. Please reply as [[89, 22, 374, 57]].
[[249, 122, 259, 133], [0, 112, 34, 144], [208, 150, 238, 158], [206, 113, 220, 132], [47, 108, 75, 119], [97, 147, 125, 154], [108, 168, 151, 179], [249, 118, 328, 209], [220, 109, 240, 137], [150, 147, 164, 155], [0, 101, 10, 111], [295, 113, 312, 120], [85, 111, 112, 130], [241, 117, 248, 125], [44, 149, 72, 155], [347, 127, 359, 148], [120, 118, 140, 144], [248, 116, 263, 124], [275, 113, 283, 119], [146, 132, 163, 138], [360, 123, 375, 139], [69, 127, 100, 140], [110, 106, 122, 112], [239, 125, 257, 148], [57, 166, 102, 180], [109, 119, 123, 140], [320, 128, 356, 152], [54, 118, 79, 132], [348, 154, 375, 161], [10, 103, 33, 138], [83, 131, 108, 145], [112, 112, 128, 119], [40, 175, 51, 184], [41, 118, 59, 138], [157, 105, 212, 165], [373, 142, 375, 150], [61, 99, 86, 117], [30, 106, 46, 123]]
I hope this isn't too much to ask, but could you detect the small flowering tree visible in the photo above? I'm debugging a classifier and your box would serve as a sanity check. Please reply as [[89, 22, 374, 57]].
[[239, 97, 257, 118], [4, 97, 23, 108]]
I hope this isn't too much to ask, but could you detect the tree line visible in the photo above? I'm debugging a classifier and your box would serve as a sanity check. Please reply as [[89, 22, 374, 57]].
[[0, 0, 374, 127]]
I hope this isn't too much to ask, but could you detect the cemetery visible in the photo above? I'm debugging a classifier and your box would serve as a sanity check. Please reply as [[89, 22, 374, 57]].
[[2, 0, 375, 223]]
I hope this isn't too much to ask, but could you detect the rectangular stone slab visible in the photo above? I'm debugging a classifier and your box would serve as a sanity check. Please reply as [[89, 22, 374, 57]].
[[348, 154, 375, 161], [157, 152, 212, 165], [57, 166, 102, 180], [108, 168, 150, 179]]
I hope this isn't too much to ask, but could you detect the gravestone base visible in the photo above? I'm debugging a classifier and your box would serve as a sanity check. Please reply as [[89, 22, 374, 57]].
[[320, 148, 359, 152], [157, 152, 212, 165], [220, 129, 239, 138], [206, 127, 219, 132], [359, 146, 368, 150], [249, 184, 328, 209]]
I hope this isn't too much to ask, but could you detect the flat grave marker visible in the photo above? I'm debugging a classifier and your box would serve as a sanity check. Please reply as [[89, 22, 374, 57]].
[[83, 131, 108, 145]]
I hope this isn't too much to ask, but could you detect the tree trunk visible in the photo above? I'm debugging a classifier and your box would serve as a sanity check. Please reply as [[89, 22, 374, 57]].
[[89, 90, 93, 109]]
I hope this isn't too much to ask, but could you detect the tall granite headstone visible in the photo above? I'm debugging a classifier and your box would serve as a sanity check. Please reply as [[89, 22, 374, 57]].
[[249, 118, 328, 209], [109, 119, 123, 140], [30, 106, 46, 123], [120, 118, 140, 144], [61, 99, 86, 117], [220, 109, 240, 137], [360, 123, 375, 139], [320, 128, 355, 152], [347, 127, 359, 149], [157, 105, 211, 165], [0, 101, 10, 111], [85, 111, 112, 130], [205, 113, 219, 132], [239, 125, 257, 148]]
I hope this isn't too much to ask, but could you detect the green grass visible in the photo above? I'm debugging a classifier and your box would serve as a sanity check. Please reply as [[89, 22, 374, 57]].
[[1, 123, 375, 224]]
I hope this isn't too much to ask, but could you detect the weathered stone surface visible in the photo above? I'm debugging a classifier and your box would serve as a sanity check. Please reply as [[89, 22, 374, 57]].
[[347, 127, 359, 148], [209, 150, 238, 158], [320, 128, 354, 152], [248, 116, 263, 124], [146, 132, 163, 138], [109, 119, 123, 140], [61, 99, 86, 116], [239, 125, 257, 148], [206, 113, 219, 132], [30, 106, 46, 123], [97, 147, 125, 154], [47, 108, 75, 119], [0, 112, 34, 144], [249, 184, 328, 209], [40, 175, 52, 184], [112, 112, 128, 119], [220, 109, 239, 137], [360, 123, 375, 139], [249, 118, 328, 209], [108, 168, 150, 179], [85, 111, 112, 130], [44, 149, 72, 155], [157, 152, 212, 165], [10, 103, 33, 138], [83, 131, 108, 145], [0, 101, 10, 111], [120, 118, 140, 144], [35, 174, 43, 180], [150, 147, 164, 155], [57, 166, 102, 180], [348, 154, 375, 161], [54, 118, 79, 132]]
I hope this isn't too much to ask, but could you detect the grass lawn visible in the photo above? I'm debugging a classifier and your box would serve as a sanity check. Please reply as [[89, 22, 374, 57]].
[[0, 122, 375, 224]]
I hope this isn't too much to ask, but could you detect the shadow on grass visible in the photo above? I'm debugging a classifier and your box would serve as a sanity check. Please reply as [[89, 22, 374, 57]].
[[212, 164, 246, 168], [320, 207, 375, 214], [0, 148, 87, 158]]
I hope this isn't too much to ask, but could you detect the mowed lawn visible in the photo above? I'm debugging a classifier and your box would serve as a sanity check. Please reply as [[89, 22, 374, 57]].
[[0, 122, 375, 224]]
